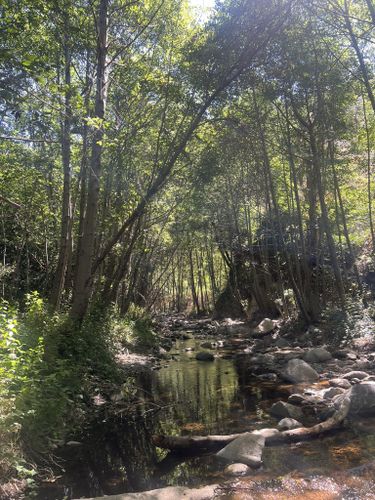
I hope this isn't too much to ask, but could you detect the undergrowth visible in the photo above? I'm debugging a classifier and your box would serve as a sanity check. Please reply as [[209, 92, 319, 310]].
[[0, 294, 156, 497]]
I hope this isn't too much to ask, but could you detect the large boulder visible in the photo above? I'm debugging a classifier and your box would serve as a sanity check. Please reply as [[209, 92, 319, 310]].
[[269, 401, 303, 420], [282, 359, 319, 383], [216, 432, 265, 468], [288, 393, 307, 405], [303, 348, 332, 363], [337, 381, 375, 417], [273, 348, 305, 363]]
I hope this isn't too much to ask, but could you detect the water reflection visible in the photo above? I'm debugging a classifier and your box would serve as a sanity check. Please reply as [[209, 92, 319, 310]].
[[36, 335, 375, 499]]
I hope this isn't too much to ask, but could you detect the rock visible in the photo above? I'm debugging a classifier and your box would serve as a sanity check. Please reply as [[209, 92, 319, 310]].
[[324, 387, 345, 399], [288, 393, 307, 405], [332, 350, 349, 360], [317, 406, 336, 421], [354, 359, 372, 371], [255, 318, 276, 335], [250, 353, 275, 365], [303, 348, 332, 363], [273, 348, 305, 363], [332, 349, 357, 360], [195, 352, 214, 361], [224, 463, 250, 477], [282, 359, 319, 383], [337, 382, 375, 417], [277, 418, 302, 430], [342, 371, 369, 381], [275, 338, 289, 348], [329, 378, 352, 389], [216, 432, 265, 468], [269, 401, 303, 420], [346, 352, 358, 361], [257, 373, 278, 382]]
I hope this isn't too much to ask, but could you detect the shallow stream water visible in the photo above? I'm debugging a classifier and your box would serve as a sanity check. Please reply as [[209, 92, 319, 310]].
[[36, 333, 375, 499]]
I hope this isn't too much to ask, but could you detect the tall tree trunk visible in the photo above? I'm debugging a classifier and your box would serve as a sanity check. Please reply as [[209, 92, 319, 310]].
[[253, 91, 311, 322], [362, 93, 375, 249], [50, 31, 72, 311], [189, 249, 200, 314], [330, 142, 362, 290], [309, 130, 346, 305], [71, 0, 109, 321], [74, 52, 91, 290]]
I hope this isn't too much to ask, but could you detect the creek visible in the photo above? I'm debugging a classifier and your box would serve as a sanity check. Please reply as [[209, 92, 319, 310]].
[[36, 332, 375, 499]]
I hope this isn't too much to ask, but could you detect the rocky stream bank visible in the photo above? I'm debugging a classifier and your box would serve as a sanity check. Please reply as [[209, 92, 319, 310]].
[[38, 311, 375, 499]]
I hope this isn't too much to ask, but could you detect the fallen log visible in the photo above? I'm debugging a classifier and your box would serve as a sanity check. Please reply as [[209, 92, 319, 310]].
[[152, 433, 243, 452], [152, 395, 350, 452]]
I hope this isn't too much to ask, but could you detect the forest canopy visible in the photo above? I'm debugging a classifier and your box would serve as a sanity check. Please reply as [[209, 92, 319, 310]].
[[1, 0, 374, 323]]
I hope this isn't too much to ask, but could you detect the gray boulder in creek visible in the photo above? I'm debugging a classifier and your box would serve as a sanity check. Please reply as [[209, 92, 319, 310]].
[[335, 381, 375, 417], [282, 359, 319, 383], [269, 401, 303, 420], [216, 432, 265, 468], [303, 348, 332, 363]]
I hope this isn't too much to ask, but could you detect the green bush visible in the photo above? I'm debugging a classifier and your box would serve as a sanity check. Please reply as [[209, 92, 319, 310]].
[[108, 305, 158, 350], [0, 295, 156, 492], [0, 294, 82, 466]]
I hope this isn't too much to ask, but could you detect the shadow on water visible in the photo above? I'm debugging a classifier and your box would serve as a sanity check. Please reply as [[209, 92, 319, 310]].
[[36, 335, 375, 499]]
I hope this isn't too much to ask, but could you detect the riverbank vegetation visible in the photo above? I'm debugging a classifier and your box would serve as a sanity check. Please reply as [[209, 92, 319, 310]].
[[1, 0, 375, 496]]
